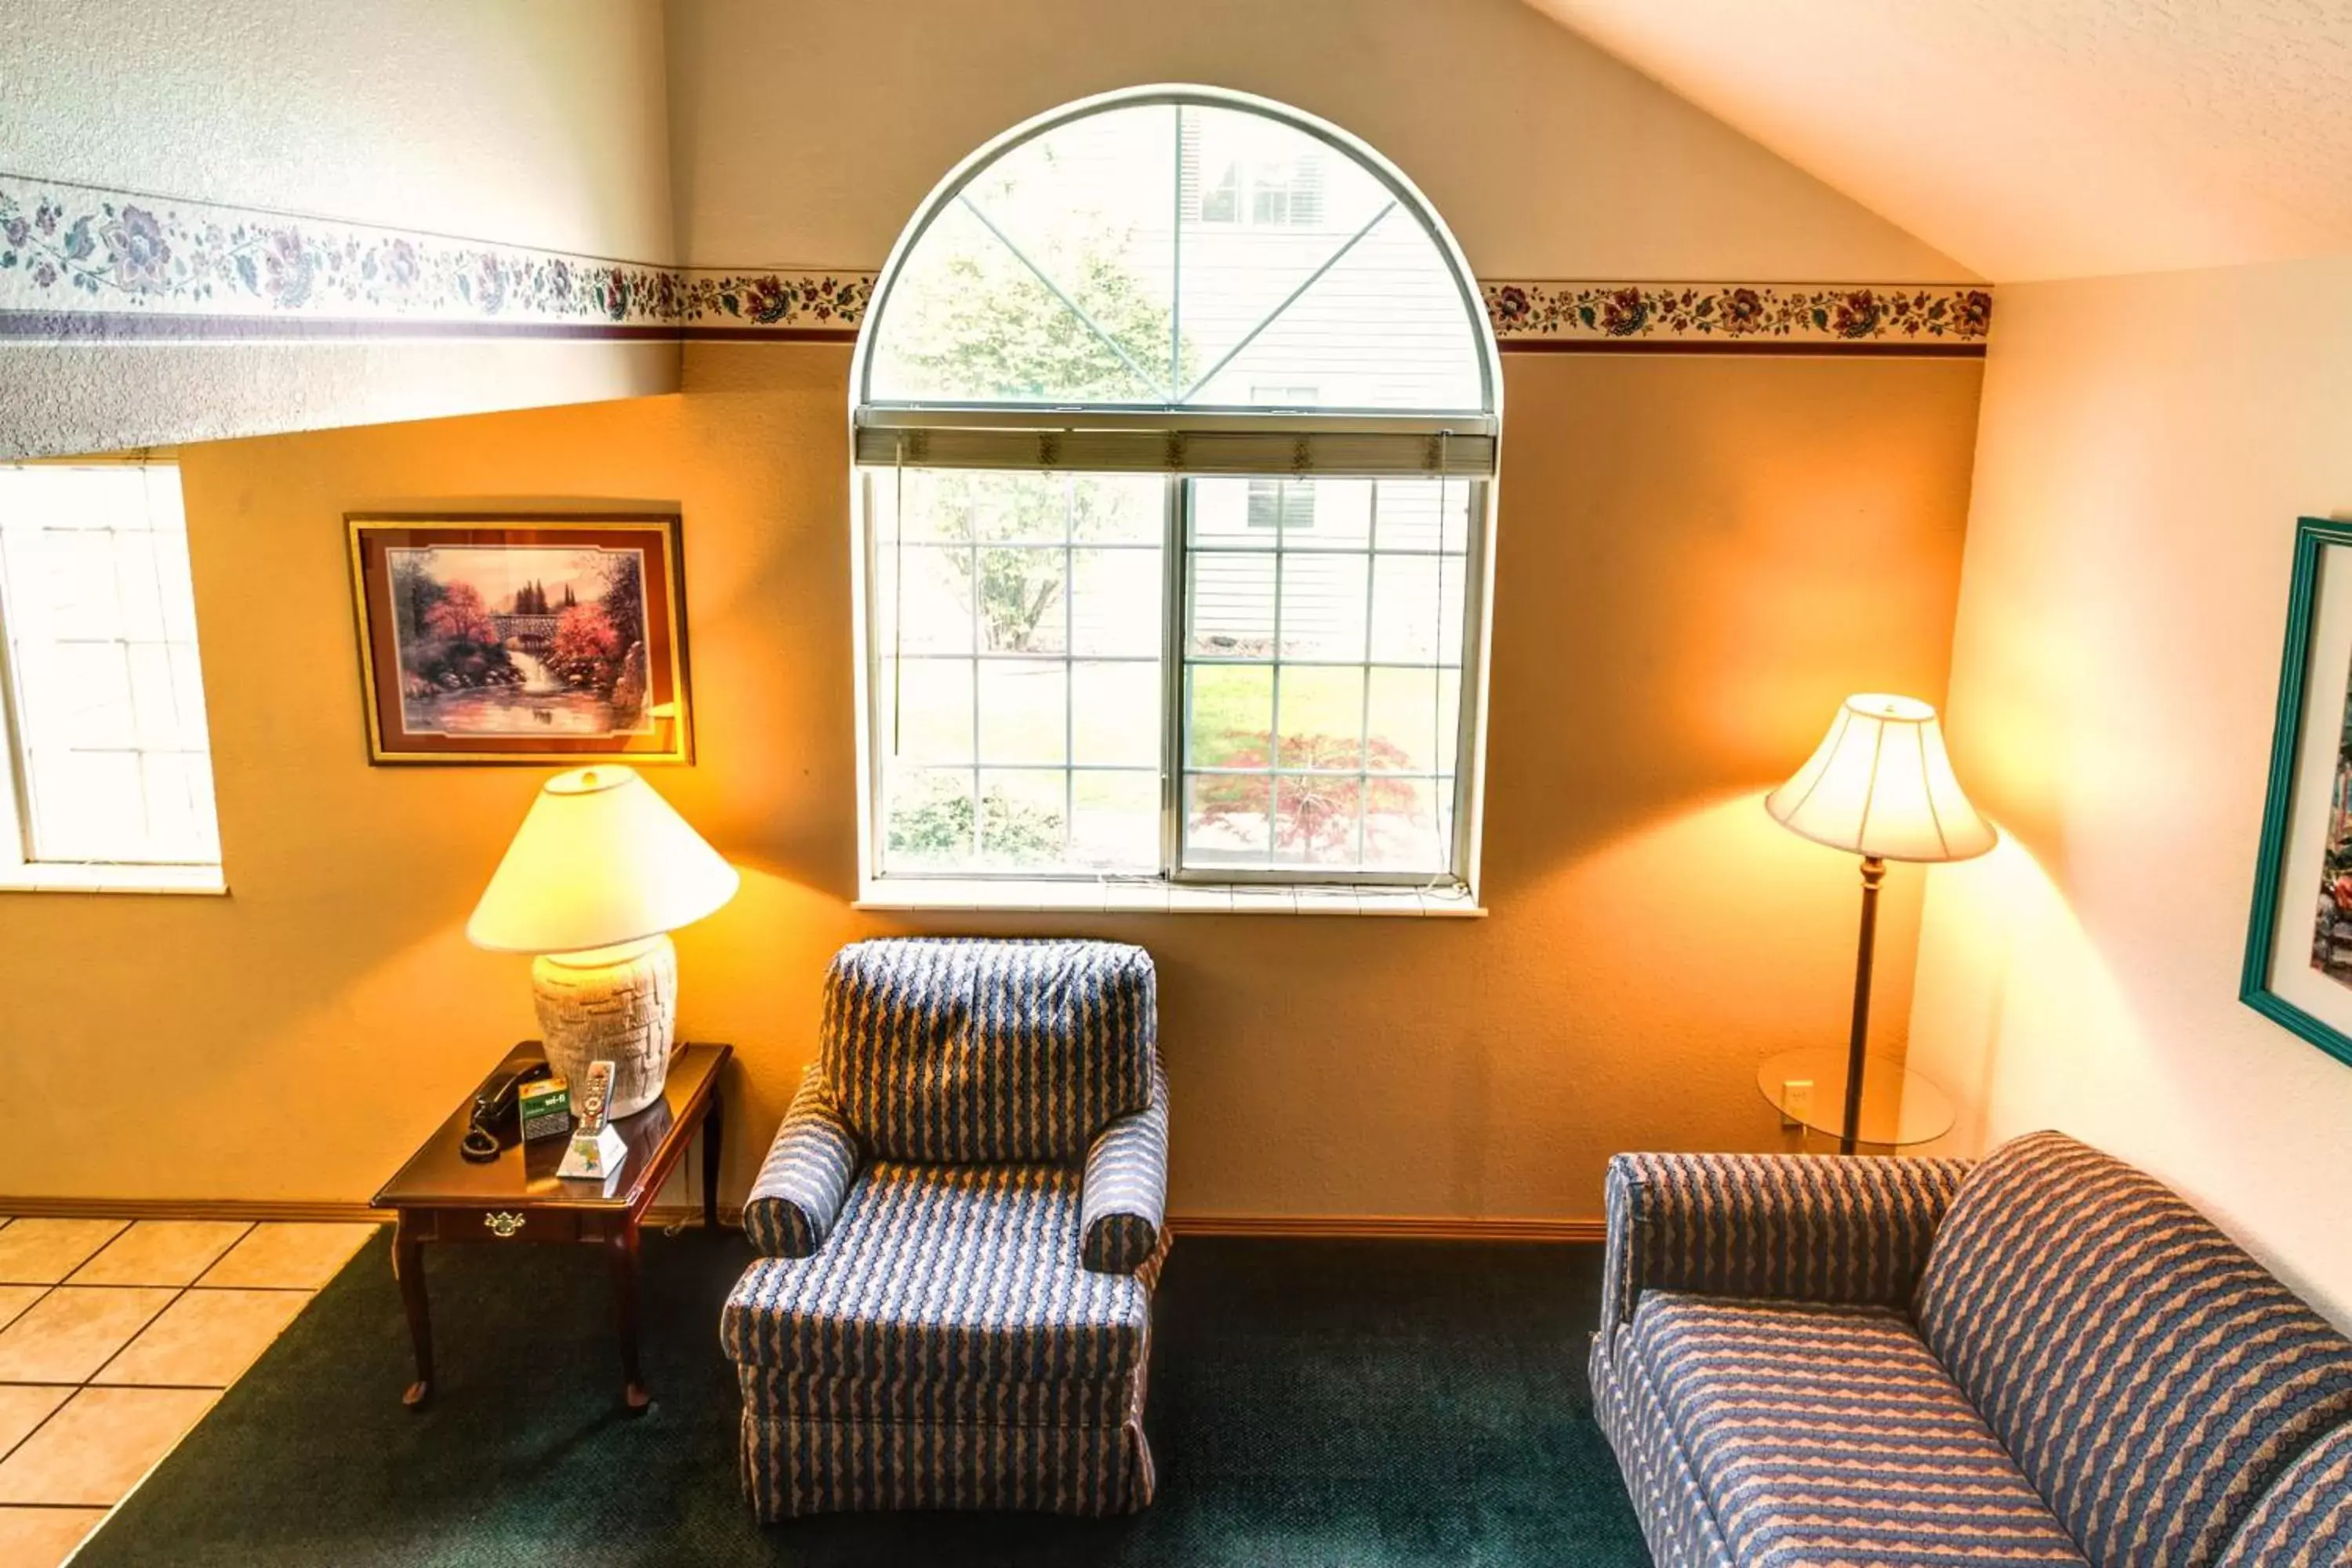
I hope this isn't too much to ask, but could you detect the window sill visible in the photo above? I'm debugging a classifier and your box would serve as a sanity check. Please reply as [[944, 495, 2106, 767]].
[[855, 879, 1486, 917], [0, 862, 226, 895]]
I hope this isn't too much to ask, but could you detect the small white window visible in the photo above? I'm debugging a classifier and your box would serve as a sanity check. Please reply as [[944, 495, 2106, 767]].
[[0, 462, 224, 892]]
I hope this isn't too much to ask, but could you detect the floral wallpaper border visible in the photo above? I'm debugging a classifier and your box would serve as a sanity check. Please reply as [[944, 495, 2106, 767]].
[[1483, 281, 1992, 350], [0, 175, 1989, 351]]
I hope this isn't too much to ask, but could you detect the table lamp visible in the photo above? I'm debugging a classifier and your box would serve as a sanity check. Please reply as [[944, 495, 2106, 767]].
[[1765, 694, 1994, 1153], [466, 764, 739, 1120]]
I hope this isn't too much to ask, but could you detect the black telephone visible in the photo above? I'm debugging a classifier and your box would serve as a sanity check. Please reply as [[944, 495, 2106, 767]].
[[461, 1060, 555, 1163]]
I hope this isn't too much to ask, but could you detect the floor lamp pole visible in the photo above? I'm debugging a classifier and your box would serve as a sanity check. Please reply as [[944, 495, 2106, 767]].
[[1840, 855, 1887, 1156]]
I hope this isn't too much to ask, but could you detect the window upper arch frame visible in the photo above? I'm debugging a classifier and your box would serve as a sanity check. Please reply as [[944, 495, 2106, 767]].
[[850, 83, 1501, 444]]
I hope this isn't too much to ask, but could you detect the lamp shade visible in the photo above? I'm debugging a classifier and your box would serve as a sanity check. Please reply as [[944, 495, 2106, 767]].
[[1765, 694, 1996, 863], [466, 764, 739, 955]]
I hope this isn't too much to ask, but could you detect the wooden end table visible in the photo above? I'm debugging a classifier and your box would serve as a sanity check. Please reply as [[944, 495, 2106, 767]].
[[372, 1040, 729, 1414]]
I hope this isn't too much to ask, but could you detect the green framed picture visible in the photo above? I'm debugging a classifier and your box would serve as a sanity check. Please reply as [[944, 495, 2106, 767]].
[[2242, 515, 2352, 1068]]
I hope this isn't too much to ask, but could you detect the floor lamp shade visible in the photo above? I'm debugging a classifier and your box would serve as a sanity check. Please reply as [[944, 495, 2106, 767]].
[[1766, 695, 1992, 1154], [467, 766, 739, 1120], [1765, 694, 1997, 864]]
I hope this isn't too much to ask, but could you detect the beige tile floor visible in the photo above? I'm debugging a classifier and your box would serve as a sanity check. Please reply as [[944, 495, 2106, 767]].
[[0, 1218, 376, 1566]]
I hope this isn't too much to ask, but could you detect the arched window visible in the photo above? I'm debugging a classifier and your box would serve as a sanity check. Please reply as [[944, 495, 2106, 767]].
[[852, 86, 1499, 905]]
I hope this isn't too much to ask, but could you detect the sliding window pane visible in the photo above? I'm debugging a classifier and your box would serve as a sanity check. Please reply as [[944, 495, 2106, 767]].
[[1180, 474, 1471, 878], [977, 769, 1069, 866], [1276, 665, 1364, 770], [1072, 771, 1160, 869], [976, 661, 1066, 765], [1270, 774, 1363, 868], [1363, 775, 1452, 870], [869, 543, 974, 655], [1188, 663, 1272, 767], [1071, 548, 1160, 655], [1367, 554, 1465, 665], [868, 468, 1163, 878], [884, 658, 975, 764], [1185, 772, 1272, 865], [884, 768, 978, 870], [1365, 665, 1460, 775], [1072, 661, 1160, 767], [1278, 553, 1368, 660], [1188, 551, 1275, 657]]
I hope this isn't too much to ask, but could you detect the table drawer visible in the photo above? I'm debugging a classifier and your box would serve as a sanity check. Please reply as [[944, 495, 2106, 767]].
[[401, 1207, 587, 1245]]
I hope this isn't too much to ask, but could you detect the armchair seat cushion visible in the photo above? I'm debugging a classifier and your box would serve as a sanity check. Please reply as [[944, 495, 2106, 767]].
[[722, 1162, 1152, 1428], [1633, 1291, 2088, 1567]]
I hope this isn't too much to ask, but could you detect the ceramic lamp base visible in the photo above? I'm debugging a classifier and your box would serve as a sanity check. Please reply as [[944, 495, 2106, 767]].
[[532, 934, 678, 1120]]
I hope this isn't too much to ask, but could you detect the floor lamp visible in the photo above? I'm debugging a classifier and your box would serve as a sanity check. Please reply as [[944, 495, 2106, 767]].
[[1765, 695, 1996, 1153]]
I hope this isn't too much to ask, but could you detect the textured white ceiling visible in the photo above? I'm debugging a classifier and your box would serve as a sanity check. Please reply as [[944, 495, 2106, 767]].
[[1522, 0, 2352, 281]]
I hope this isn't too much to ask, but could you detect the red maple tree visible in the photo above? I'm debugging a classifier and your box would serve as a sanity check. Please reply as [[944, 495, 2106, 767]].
[[423, 580, 494, 644], [551, 602, 619, 681], [1191, 733, 1421, 861]]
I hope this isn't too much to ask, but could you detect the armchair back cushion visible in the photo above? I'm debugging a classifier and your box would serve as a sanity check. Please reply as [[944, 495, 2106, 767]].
[[1915, 1130, 2352, 1568], [820, 938, 1156, 1165]]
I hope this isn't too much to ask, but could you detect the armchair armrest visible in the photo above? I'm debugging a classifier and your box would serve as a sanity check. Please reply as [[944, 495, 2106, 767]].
[[1079, 1059, 1169, 1275], [742, 1065, 862, 1258], [1600, 1150, 1973, 1330]]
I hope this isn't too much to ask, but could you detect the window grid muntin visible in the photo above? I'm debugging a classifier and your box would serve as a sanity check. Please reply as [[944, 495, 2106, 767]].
[[0, 466, 220, 872], [1176, 476, 1468, 879], [856, 87, 1498, 895], [872, 470, 1169, 877], [865, 470, 1483, 887], [855, 87, 1497, 418]]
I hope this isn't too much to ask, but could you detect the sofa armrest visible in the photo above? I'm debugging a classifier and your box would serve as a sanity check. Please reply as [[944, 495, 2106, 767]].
[[1600, 1150, 1973, 1329], [742, 1065, 862, 1258], [1079, 1058, 1169, 1275]]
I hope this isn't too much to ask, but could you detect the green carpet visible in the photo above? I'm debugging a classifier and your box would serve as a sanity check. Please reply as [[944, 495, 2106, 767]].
[[75, 1230, 1646, 1566]]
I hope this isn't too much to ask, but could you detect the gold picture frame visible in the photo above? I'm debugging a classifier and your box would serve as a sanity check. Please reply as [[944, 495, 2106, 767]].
[[347, 513, 694, 765]]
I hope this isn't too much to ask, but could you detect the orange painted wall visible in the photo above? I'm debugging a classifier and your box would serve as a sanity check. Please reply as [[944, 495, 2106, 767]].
[[0, 344, 1980, 1216]]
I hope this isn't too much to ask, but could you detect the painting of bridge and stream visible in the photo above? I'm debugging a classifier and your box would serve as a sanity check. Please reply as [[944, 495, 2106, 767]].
[[348, 516, 692, 764], [389, 543, 651, 737]]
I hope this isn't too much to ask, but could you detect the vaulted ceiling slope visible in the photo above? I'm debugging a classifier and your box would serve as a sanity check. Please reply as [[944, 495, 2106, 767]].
[[1523, 0, 2352, 282]]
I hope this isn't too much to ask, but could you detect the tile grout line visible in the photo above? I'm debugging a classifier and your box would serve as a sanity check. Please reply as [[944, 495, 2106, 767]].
[[0, 1218, 351, 1544], [0, 1279, 65, 1471], [79, 1283, 192, 1390], [0, 1218, 258, 1519], [0, 1203, 140, 1459]]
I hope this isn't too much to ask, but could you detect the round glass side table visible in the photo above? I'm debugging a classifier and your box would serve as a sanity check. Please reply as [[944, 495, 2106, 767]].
[[1755, 1046, 1955, 1150]]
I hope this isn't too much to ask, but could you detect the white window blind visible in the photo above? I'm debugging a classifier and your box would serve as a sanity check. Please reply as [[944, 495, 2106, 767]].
[[0, 463, 223, 888]]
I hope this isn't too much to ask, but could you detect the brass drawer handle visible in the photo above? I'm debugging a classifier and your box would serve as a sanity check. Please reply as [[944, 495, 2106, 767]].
[[484, 1212, 526, 1238]]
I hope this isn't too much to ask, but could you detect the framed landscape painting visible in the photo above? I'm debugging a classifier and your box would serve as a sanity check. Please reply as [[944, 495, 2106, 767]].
[[2242, 514, 2352, 1067], [347, 514, 693, 765]]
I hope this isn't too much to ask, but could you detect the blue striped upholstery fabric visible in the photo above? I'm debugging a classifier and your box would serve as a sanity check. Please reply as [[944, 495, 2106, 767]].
[[736, 1406, 1152, 1519], [1602, 1151, 1973, 1330], [1591, 1326, 1738, 1568], [724, 1161, 1157, 1519], [741, 1065, 862, 1258], [2218, 1421, 2352, 1568], [1079, 1058, 1169, 1274], [1915, 1132, 2352, 1568], [819, 938, 1156, 1165], [1634, 1291, 2089, 1566]]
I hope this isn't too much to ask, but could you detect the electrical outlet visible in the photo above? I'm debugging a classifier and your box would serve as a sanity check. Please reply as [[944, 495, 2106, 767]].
[[1780, 1077, 1814, 1130]]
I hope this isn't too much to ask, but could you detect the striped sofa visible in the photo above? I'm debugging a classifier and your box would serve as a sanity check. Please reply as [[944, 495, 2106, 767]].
[[721, 938, 1171, 1521], [1593, 1131, 2352, 1568]]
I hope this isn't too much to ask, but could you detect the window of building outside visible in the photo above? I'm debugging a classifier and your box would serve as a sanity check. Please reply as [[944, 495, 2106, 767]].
[[851, 87, 1500, 909], [0, 461, 223, 892]]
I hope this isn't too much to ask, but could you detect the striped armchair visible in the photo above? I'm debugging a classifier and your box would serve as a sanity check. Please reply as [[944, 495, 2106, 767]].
[[1593, 1132, 2352, 1568], [721, 938, 1170, 1521]]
